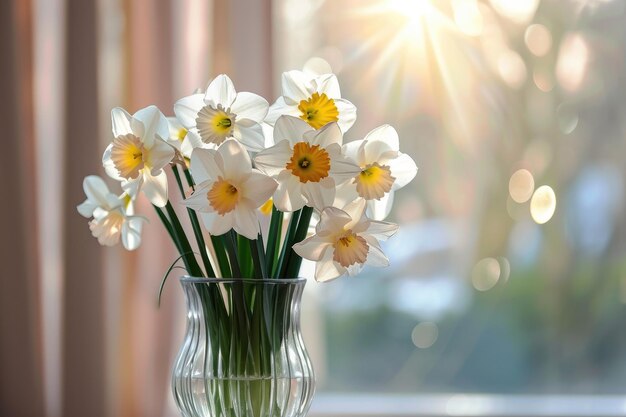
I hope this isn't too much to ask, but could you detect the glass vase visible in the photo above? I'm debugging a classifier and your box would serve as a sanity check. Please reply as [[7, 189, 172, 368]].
[[172, 277, 315, 417]]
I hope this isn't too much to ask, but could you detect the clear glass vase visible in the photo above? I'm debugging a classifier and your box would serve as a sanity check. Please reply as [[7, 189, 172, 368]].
[[172, 277, 315, 417]]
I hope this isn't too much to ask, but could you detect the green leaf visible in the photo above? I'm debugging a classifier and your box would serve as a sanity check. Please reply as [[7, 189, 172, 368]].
[[157, 251, 194, 307]]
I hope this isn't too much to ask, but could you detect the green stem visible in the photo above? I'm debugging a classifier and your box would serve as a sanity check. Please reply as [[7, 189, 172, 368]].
[[285, 205, 314, 278], [224, 231, 242, 278], [275, 209, 301, 278], [265, 207, 283, 275], [164, 201, 203, 277], [249, 234, 267, 279], [172, 165, 215, 277], [211, 235, 232, 278]]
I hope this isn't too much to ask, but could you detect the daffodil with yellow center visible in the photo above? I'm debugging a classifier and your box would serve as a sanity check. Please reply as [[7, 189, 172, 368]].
[[285, 142, 331, 183], [293, 199, 398, 282], [110, 134, 145, 179], [196, 104, 236, 145], [166, 116, 205, 161], [103, 106, 175, 207], [254, 116, 360, 212], [340, 125, 418, 220], [207, 177, 240, 215], [354, 162, 396, 200], [266, 70, 356, 133], [183, 139, 277, 240], [174, 74, 269, 152], [298, 92, 339, 129], [77, 175, 145, 250]]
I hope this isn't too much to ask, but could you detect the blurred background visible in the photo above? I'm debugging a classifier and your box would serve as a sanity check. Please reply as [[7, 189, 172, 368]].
[[2, 0, 626, 416]]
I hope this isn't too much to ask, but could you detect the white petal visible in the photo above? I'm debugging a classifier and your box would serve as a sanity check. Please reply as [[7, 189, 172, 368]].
[[241, 170, 278, 207], [133, 105, 169, 147], [313, 73, 341, 98], [142, 170, 168, 207], [273, 171, 306, 212], [334, 98, 357, 133], [190, 148, 221, 184], [274, 115, 312, 147], [121, 217, 144, 250], [209, 212, 235, 236], [304, 121, 342, 147], [366, 219, 398, 241], [111, 107, 133, 137], [328, 145, 361, 182], [363, 236, 390, 267], [233, 203, 261, 239], [174, 94, 205, 128], [293, 235, 332, 261], [363, 139, 398, 166], [367, 191, 394, 221], [217, 139, 252, 182], [147, 138, 175, 172], [365, 125, 399, 150], [302, 177, 335, 212], [332, 181, 359, 211], [102, 144, 124, 181], [121, 175, 142, 200], [232, 119, 265, 152], [389, 152, 418, 189], [199, 211, 217, 232], [341, 198, 367, 228], [205, 74, 237, 108], [181, 130, 205, 158], [314, 246, 345, 282], [281, 70, 313, 104], [181, 181, 213, 212], [82, 175, 114, 208], [265, 96, 300, 126], [254, 140, 292, 177], [317, 206, 352, 234], [342, 139, 365, 165], [230, 92, 269, 123], [77, 200, 98, 218]]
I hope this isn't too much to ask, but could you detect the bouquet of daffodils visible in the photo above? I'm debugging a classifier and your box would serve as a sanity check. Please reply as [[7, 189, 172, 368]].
[[77, 70, 417, 284]]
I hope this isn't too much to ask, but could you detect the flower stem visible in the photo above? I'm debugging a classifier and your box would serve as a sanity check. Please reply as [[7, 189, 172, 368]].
[[265, 206, 283, 275], [284, 205, 314, 279], [224, 230, 242, 278], [165, 201, 204, 277], [275, 209, 301, 278], [172, 165, 215, 277]]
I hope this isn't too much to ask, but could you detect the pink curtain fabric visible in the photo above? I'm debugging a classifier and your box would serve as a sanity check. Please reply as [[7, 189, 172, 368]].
[[0, 0, 274, 416], [0, 0, 45, 416]]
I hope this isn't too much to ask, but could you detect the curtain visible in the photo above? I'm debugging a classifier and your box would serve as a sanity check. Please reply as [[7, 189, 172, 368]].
[[0, 0, 273, 416]]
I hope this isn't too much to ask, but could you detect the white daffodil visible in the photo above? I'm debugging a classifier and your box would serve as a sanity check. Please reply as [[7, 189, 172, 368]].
[[102, 105, 175, 207], [77, 175, 145, 250], [166, 116, 206, 160], [293, 199, 398, 282], [182, 139, 277, 240], [341, 125, 418, 220], [174, 74, 269, 152], [265, 70, 357, 132], [254, 115, 360, 212]]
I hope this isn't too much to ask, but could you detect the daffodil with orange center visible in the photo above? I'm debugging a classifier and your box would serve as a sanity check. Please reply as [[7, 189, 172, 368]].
[[182, 139, 277, 239], [340, 125, 418, 220], [103, 105, 175, 207], [293, 199, 398, 282], [265, 70, 357, 132], [254, 115, 360, 212]]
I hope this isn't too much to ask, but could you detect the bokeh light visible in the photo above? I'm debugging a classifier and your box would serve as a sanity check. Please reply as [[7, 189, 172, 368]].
[[509, 169, 535, 203], [556, 32, 589, 92], [497, 50, 527, 89], [471, 258, 501, 291], [452, 0, 483, 36], [411, 322, 439, 348], [524, 24, 552, 57], [530, 185, 557, 224]]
